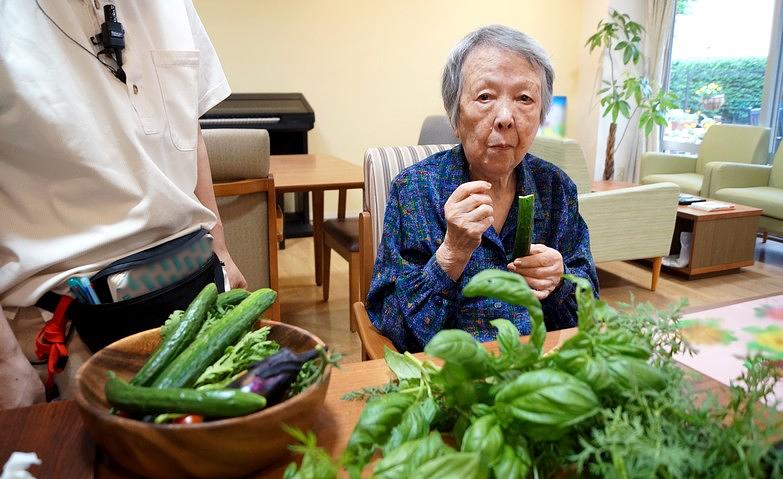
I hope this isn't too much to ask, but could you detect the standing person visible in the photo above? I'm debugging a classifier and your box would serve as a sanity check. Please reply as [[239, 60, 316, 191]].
[[0, 0, 245, 407], [367, 25, 598, 352]]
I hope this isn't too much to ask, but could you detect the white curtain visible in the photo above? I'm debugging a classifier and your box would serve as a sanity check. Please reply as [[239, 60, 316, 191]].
[[625, 0, 675, 182]]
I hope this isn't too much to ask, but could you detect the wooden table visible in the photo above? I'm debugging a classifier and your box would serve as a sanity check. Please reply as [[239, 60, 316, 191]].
[[591, 181, 764, 278], [0, 400, 94, 479], [670, 202, 763, 277], [0, 328, 730, 479], [270, 155, 364, 286], [591, 179, 636, 192]]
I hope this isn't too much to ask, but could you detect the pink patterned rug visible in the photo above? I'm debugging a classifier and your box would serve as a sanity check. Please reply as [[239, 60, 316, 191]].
[[674, 294, 783, 409]]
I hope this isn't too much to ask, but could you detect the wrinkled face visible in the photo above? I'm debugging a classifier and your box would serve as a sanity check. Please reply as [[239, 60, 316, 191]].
[[456, 45, 543, 180]]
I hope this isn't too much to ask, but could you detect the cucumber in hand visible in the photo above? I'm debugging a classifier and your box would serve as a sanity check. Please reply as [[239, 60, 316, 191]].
[[511, 194, 535, 259]]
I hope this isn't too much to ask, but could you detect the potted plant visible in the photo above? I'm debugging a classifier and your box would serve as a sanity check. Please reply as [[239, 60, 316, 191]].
[[695, 82, 725, 111], [586, 10, 678, 180]]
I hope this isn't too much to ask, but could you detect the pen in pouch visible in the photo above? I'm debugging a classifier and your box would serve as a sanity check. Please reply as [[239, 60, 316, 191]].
[[79, 276, 101, 305], [67, 277, 89, 303]]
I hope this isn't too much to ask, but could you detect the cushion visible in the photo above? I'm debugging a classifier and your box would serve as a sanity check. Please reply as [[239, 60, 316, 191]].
[[323, 218, 359, 252], [641, 173, 702, 195], [713, 187, 783, 220], [204, 129, 270, 182]]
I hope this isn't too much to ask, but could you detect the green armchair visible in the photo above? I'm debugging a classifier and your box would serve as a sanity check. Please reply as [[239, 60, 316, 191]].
[[708, 145, 783, 237], [639, 124, 770, 195]]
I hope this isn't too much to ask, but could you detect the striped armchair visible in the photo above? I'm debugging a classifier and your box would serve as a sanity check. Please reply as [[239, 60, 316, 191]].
[[354, 144, 454, 359]]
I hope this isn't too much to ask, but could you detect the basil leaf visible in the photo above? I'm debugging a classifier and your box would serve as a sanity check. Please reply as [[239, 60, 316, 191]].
[[495, 369, 600, 440], [597, 331, 651, 359], [385, 397, 439, 451], [435, 362, 477, 409], [607, 356, 666, 392], [343, 392, 416, 471], [384, 347, 422, 380], [460, 414, 504, 466], [564, 273, 597, 331], [425, 329, 491, 378], [373, 432, 453, 479], [492, 444, 532, 479], [491, 319, 524, 358], [416, 452, 487, 479], [464, 270, 545, 354], [552, 348, 613, 392], [452, 414, 471, 447], [463, 269, 543, 323]]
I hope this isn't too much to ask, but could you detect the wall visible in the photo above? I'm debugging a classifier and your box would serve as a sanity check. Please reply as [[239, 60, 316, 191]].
[[194, 0, 601, 214]]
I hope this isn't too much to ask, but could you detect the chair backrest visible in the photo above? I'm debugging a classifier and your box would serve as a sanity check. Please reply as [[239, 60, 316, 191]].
[[418, 115, 459, 145], [204, 129, 280, 320], [697, 124, 770, 172], [363, 144, 456, 255], [527, 136, 591, 194], [771, 142, 783, 188]]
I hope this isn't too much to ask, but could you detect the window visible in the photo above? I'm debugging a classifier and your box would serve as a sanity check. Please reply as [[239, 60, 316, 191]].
[[663, 0, 781, 155]]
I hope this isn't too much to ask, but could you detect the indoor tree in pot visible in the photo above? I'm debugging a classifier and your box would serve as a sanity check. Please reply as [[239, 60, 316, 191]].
[[586, 9, 678, 180]]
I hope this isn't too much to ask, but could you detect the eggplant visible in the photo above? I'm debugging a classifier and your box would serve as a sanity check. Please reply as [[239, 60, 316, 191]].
[[229, 347, 319, 405]]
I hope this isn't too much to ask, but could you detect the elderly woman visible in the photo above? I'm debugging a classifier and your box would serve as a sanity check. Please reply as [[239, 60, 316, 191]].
[[367, 25, 598, 352]]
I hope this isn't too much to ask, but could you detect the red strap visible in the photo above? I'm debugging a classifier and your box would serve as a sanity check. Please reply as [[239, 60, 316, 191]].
[[34, 295, 73, 398]]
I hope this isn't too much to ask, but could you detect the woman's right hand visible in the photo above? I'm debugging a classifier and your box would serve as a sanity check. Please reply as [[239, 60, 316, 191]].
[[436, 181, 494, 280]]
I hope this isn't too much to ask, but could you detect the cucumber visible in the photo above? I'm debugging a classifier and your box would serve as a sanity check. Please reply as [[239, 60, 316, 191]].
[[512, 194, 535, 259], [196, 288, 252, 337], [105, 372, 266, 417], [216, 288, 250, 309], [151, 288, 277, 389], [130, 283, 218, 386]]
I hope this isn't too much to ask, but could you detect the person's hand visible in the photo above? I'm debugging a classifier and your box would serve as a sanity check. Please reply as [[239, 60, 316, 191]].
[[507, 244, 564, 300], [219, 254, 248, 289], [436, 181, 494, 280]]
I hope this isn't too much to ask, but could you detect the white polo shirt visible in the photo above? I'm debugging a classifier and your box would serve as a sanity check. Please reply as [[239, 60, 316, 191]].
[[0, 0, 230, 306]]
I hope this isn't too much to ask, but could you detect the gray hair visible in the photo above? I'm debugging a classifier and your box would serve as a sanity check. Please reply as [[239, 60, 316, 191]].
[[441, 25, 555, 127]]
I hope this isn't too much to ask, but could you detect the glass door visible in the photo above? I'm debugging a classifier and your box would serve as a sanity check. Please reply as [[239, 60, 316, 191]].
[[663, 0, 777, 154]]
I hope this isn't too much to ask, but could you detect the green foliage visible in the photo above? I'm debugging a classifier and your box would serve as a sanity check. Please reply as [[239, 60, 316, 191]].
[[669, 57, 766, 123], [676, 0, 695, 15], [586, 9, 676, 142], [284, 270, 783, 479]]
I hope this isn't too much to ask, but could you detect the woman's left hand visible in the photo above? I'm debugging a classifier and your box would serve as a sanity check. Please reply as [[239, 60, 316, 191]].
[[507, 244, 564, 300]]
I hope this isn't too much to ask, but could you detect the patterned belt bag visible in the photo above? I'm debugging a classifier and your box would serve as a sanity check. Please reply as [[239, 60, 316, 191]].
[[37, 228, 225, 353]]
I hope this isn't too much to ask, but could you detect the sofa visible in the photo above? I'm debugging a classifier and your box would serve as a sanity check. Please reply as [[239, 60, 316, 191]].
[[707, 143, 783, 237], [639, 124, 769, 195]]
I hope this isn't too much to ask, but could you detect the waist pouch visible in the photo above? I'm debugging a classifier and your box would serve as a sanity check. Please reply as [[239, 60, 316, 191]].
[[37, 229, 225, 352]]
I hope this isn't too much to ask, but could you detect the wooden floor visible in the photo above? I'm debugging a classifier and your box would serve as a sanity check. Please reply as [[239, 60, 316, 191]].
[[278, 236, 783, 364]]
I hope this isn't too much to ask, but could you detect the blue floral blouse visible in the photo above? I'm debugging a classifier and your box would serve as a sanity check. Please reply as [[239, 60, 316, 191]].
[[366, 145, 598, 352]]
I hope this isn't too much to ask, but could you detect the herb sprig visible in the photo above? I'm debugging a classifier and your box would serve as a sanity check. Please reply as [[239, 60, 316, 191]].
[[285, 269, 783, 478]]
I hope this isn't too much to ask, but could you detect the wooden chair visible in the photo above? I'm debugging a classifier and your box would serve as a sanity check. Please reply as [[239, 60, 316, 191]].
[[321, 189, 360, 332], [321, 118, 460, 333], [351, 144, 456, 359], [204, 128, 281, 321], [353, 211, 395, 359]]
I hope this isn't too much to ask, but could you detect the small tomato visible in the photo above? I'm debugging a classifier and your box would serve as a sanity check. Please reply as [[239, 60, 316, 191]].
[[175, 415, 203, 424]]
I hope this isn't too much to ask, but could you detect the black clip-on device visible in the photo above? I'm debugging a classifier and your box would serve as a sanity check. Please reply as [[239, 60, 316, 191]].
[[90, 5, 126, 84]]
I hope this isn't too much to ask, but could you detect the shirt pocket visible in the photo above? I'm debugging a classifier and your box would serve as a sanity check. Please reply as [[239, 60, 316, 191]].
[[151, 50, 199, 151]]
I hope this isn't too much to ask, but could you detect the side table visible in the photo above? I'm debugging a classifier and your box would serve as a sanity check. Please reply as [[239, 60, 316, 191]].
[[669, 203, 762, 277]]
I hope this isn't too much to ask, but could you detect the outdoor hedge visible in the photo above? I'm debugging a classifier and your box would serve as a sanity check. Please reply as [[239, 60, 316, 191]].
[[669, 57, 766, 123]]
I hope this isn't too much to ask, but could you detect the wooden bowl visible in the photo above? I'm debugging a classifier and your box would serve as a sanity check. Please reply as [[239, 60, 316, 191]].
[[74, 320, 331, 479]]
